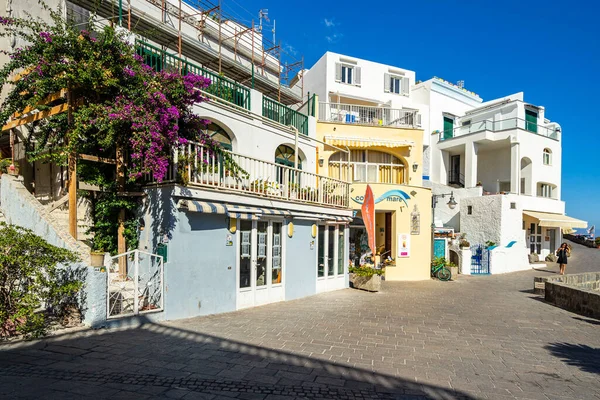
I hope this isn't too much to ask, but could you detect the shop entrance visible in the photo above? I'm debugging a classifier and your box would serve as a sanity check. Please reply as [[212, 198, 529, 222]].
[[237, 219, 284, 309], [316, 224, 347, 293]]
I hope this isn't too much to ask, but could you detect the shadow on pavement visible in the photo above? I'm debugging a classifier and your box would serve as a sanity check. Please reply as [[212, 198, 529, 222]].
[[572, 316, 600, 325], [0, 317, 477, 399], [545, 342, 600, 375]]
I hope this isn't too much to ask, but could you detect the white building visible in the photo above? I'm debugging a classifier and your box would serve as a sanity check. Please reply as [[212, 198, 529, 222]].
[[413, 79, 587, 272]]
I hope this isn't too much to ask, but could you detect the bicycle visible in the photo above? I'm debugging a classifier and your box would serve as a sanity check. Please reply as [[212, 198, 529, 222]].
[[431, 257, 452, 281]]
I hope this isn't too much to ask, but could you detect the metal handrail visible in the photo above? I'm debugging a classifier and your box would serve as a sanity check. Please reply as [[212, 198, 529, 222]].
[[262, 96, 309, 135], [318, 102, 420, 128], [439, 117, 559, 141], [135, 40, 251, 110], [146, 141, 349, 208]]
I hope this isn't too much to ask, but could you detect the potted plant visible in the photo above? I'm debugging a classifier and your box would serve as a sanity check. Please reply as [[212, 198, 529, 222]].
[[90, 250, 105, 268], [349, 266, 384, 292], [446, 261, 458, 279], [458, 233, 470, 249]]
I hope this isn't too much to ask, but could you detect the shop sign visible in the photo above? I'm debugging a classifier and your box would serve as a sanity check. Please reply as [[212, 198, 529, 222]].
[[352, 189, 411, 207]]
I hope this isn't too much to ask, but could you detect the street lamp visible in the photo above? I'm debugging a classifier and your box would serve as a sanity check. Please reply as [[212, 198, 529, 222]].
[[431, 191, 457, 259]]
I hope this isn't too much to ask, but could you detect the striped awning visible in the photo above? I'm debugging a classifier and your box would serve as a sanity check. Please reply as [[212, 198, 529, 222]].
[[225, 206, 262, 221], [178, 200, 227, 214], [331, 215, 353, 223], [324, 136, 414, 149], [177, 200, 290, 220]]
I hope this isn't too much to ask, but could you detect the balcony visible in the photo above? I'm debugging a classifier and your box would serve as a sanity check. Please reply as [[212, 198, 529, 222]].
[[146, 142, 350, 209], [136, 40, 251, 110], [262, 97, 309, 135], [439, 117, 559, 142], [318, 102, 421, 129]]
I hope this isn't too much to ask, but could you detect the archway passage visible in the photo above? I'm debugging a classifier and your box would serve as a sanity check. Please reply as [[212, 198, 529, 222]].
[[520, 157, 532, 195]]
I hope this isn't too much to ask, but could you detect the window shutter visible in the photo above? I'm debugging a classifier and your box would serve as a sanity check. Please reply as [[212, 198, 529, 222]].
[[384, 73, 390, 92], [354, 67, 361, 85], [402, 77, 410, 95], [416, 113, 422, 127], [335, 62, 342, 82]]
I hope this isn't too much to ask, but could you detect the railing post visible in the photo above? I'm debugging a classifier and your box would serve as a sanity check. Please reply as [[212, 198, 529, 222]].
[[133, 250, 139, 315]]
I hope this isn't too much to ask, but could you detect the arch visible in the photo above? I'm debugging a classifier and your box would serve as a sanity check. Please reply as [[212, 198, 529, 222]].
[[275, 144, 303, 169], [520, 157, 532, 195], [329, 149, 407, 184], [197, 116, 237, 151], [449, 249, 460, 269], [543, 148, 552, 165]]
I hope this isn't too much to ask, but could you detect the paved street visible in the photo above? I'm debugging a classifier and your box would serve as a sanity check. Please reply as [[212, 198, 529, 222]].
[[1, 241, 599, 400]]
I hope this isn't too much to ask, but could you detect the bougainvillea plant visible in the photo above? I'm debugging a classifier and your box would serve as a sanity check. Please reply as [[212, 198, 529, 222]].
[[0, 3, 242, 253]]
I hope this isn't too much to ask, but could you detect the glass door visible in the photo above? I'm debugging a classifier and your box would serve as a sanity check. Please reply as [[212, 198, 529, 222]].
[[238, 220, 284, 309], [317, 226, 326, 278]]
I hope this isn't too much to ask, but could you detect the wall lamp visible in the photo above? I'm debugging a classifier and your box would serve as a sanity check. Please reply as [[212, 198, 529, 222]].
[[412, 162, 419, 173]]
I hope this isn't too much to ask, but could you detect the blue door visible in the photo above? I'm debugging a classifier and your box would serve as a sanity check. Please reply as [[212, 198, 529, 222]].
[[434, 239, 446, 259]]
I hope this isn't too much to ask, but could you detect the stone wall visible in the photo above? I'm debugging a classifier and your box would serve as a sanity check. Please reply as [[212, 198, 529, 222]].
[[544, 281, 600, 319]]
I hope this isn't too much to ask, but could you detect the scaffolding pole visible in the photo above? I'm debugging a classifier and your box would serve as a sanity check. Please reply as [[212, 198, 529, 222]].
[[218, 0, 222, 73]]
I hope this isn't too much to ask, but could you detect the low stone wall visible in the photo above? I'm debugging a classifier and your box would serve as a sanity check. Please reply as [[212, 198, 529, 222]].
[[534, 272, 600, 295], [564, 234, 598, 249], [545, 281, 600, 319]]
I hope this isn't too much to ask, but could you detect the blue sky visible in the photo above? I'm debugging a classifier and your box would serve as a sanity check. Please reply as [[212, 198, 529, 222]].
[[224, 0, 599, 233]]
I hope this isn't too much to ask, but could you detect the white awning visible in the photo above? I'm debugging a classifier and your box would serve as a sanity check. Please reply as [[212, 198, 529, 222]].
[[324, 136, 414, 149], [523, 211, 587, 229]]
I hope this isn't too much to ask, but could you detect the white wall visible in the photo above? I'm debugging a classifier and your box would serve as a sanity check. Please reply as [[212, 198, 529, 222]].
[[193, 90, 317, 173], [424, 181, 482, 231], [477, 147, 512, 192]]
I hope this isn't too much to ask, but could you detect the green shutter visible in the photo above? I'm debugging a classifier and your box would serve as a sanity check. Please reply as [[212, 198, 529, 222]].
[[443, 117, 454, 140], [525, 109, 537, 133]]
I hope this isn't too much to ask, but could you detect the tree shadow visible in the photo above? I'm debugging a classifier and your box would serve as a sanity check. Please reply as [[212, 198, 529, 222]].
[[0, 317, 477, 399], [544, 342, 600, 375]]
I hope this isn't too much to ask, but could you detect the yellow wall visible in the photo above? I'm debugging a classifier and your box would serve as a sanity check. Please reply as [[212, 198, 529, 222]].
[[316, 122, 424, 187], [351, 183, 432, 281]]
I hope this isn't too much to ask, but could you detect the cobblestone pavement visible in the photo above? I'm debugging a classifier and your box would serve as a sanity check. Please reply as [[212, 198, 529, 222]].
[[1, 241, 599, 400]]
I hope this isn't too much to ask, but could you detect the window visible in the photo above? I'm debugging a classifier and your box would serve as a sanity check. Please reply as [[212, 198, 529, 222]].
[[510, 202, 517, 209], [342, 65, 353, 84], [204, 123, 232, 150], [525, 109, 538, 133], [275, 145, 302, 169], [384, 73, 409, 95], [499, 181, 511, 193], [543, 148, 552, 165], [329, 150, 406, 184], [467, 206, 473, 215], [335, 62, 361, 85]]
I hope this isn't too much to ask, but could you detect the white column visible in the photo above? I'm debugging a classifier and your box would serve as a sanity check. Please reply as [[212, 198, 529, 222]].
[[250, 89, 263, 117], [510, 140, 520, 194], [464, 142, 478, 188], [460, 248, 472, 275], [439, 150, 450, 185]]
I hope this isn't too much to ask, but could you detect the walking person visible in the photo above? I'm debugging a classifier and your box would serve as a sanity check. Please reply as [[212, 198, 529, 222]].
[[556, 242, 570, 275]]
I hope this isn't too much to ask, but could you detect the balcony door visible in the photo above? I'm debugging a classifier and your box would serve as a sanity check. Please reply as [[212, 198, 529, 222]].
[[237, 220, 285, 309]]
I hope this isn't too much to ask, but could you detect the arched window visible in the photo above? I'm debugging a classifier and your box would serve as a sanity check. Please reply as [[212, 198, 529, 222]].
[[204, 122, 232, 150], [329, 150, 405, 184], [543, 148, 552, 165], [275, 145, 302, 169]]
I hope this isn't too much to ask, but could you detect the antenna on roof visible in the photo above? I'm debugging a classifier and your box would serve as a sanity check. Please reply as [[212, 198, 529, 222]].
[[457, 80, 465, 89], [258, 9, 269, 33]]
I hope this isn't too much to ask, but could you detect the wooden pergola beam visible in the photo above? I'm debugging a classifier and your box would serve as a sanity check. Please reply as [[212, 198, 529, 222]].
[[2, 103, 68, 131]]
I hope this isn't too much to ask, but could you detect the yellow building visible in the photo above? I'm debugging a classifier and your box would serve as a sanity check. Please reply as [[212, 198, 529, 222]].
[[316, 104, 432, 281]]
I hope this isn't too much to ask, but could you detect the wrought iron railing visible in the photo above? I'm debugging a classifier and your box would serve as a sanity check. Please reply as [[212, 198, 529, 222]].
[[262, 96, 309, 135], [135, 40, 251, 110], [439, 117, 559, 141], [146, 141, 349, 208], [318, 102, 421, 128]]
